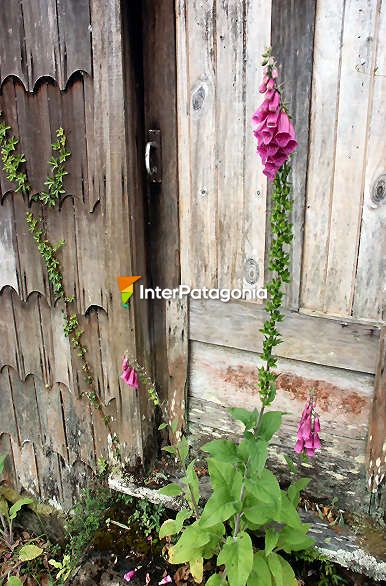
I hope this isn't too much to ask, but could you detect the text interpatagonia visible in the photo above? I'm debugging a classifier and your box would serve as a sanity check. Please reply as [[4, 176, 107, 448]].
[[138, 284, 267, 303]]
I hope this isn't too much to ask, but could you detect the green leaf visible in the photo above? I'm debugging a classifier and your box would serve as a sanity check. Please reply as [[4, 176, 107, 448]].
[[284, 455, 297, 474], [159, 482, 183, 497], [48, 559, 62, 569], [185, 462, 200, 506], [267, 552, 283, 586], [18, 544, 44, 561], [217, 532, 253, 586], [238, 438, 267, 476], [7, 577, 23, 586], [9, 497, 33, 520], [287, 477, 310, 507], [178, 435, 189, 463], [258, 411, 283, 442], [229, 407, 258, 430], [276, 525, 314, 553], [265, 528, 279, 556], [190, 556, 204, 583], [276, 493, 303, 529], [161, 445, 177, 455], [158, 422, 168, 430], [202, 439, 238, 464], [168, 522, 210, 565], [271, 553, 297, 586], [206, 574, 226, 586], [247, 551, 272, 586], [159, 508, 192, 539], [200, 459, 242, 527], [171, 418, 179, 433], [0, 453, 7, 475]]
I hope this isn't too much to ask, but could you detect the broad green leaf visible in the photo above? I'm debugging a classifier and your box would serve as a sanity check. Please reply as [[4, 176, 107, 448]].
[[243, 498, 275, 526], [159, 482, 183, 497], [48, 559, 62, 569], [158, 422, 168, 430], [190, 556, 204, 583], [185, 462, 200, 506], [276, 525, 314, 553], [9, 497, 33, 520], [201, 523, 225, 559], [245, 469, 281, 507], [265, 528, 279, 556], [159, 508, 192, 539], [202, 439, 238, 464], [229, 407, 258, 430], [7, 577, 23, 586], [171, 418, 179, 433], [218, 532, 253, 586], [258, 412, 283, 442], [238, 438, 267, 476], [287, 477, 311, 506], [276, 493, 303, 529], [247, 551, 272, 586], [0, 495, 9, 517], [267, 552, 283, 586], [0, 453, 7, 475], [206, 574, 226, 586], [272, 553, 298, 586], [168, 522, 210, 564], [200, 459, 242, 528], [18, 544, 43, 561]]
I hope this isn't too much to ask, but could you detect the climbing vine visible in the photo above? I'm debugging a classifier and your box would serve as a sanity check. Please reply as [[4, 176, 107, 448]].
[[0, 118, 120, 458]]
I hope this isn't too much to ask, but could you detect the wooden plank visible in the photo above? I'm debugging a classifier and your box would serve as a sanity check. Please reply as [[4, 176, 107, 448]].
[[271, 0, 316, 309], [367, 327, 385, 494], [0, 196, 19, 293], [189, 299, 379, 373], [178, 0, 218, 287], [0, 2, 29, 90], [142, 0, 182, 412], [216, 0, 244, 290], [243, 0, 271, 300], [165, 298, 188, 435], [56, 0, 92, 85], [301, 0, 345, 312], [353, 1, 386, 320], [324, 0, 379, 315]]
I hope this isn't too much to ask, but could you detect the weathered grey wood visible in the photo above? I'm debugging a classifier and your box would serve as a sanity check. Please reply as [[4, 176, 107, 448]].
[[190, 299, 379, 373], [270, 0, 316, 309], [324, 0, 380, 316], [353, 1, 386, 321], [367, 327, 385, 494]]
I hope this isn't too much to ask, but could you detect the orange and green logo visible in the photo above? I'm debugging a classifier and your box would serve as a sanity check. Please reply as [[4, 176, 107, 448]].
[[117, 276, 141, 307]]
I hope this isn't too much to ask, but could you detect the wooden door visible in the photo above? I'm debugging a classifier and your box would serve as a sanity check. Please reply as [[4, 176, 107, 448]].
[[0, 0, 153, 508], [174, 0, 385, 512]]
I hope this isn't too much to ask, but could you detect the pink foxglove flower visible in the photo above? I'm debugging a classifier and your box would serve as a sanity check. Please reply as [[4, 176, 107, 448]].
[[294, 399, 321, 457], [252, 59, 298, 181], [124, 569, 137, 582], [159, 576, 172, 585], [121, 356, 139, 389]]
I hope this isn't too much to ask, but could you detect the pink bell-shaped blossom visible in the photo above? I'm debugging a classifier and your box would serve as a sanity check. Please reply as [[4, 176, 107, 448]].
[[294, 399, 321, 458], [124, 569, 137, 582], [121, 358, 139, 389]]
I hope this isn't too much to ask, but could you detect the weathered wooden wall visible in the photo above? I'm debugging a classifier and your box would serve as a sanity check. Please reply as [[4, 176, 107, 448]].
[[176, 0, 385, 511], [0, 0, 153, 509]]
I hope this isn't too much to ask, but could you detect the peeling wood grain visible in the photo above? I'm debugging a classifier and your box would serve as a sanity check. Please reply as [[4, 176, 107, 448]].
[[367, 327, 385, 493]]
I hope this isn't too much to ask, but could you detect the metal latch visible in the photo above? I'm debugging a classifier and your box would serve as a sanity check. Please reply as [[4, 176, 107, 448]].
[[145, 129, 162, 183]]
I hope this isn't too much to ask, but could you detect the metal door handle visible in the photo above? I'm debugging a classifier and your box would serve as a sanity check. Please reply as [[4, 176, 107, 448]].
[[145, 141, 157, 175], [145, 130, 162, 183]]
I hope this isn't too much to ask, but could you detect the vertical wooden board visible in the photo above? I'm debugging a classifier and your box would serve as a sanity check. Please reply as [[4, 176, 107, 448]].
[[166, 298, 188, 435], [0, 367, 19, 441], [56, 0, 92, 84], [38, 381, 69, 465], [0, 80, 21, 197], [0, 433, 18, 489], [216, 0, 244, 289], [243, 0, 271, 299], [50, 299, 74, 390], [353, 1, 386, 320], [367, 328, 385, 494], [21, 0, 60, 90], [301, 0, 345, 312], [60, 383, 96, 468], [80, 307, 107, 403], [0, 2, 28, 89], [14, 81, 52, 197], [271, 0, 316, 309], [11, 194, 48, 301], [179, 0, 218, 287], [0, 289, 19, 373], [175, 0, 192, 286], [0, 196, 19, 293], [325, 0, 379, 315], [9, 371, 43, 447]]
